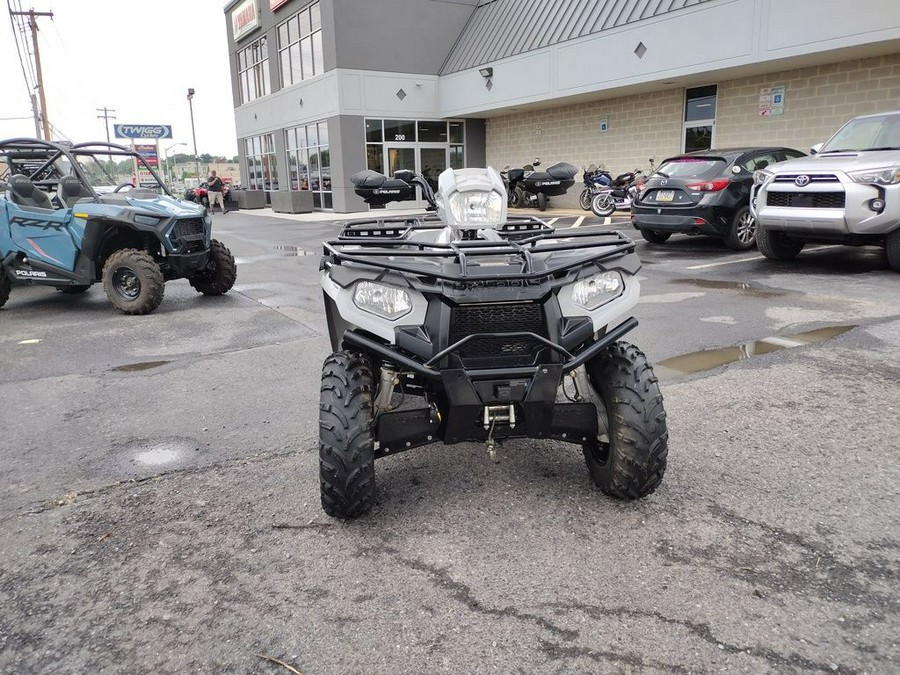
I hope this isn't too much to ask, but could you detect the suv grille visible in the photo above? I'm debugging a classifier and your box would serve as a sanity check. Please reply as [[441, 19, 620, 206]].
[[173, 218, 205, 237], [773, 174, 840, 183], [766, 192, 845, 208], [449, 302, 547, 366]]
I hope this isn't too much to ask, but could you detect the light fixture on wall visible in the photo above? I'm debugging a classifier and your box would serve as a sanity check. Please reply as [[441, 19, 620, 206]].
[[479, 67, 493, 78]]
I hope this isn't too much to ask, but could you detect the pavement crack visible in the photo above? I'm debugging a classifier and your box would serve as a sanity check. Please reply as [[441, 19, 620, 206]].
[[544, 601, 858, 674], [358, 544, 578, 641], [538, 638, 687, 674]]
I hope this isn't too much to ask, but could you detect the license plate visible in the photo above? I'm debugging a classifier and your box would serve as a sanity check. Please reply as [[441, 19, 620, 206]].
[[656, 190, 675, 202]]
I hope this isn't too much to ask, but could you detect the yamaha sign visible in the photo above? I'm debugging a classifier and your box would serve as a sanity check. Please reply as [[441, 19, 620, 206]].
[[114, 124, 173, 140]]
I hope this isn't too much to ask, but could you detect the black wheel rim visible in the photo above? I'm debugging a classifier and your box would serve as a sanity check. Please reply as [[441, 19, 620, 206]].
[[112, 266, 141, 300], [587, 438, 610, 466]]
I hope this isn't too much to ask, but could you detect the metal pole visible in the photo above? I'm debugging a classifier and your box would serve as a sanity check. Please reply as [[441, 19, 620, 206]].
[[12, 9, 54, 140], [187, 89, 200, 181]]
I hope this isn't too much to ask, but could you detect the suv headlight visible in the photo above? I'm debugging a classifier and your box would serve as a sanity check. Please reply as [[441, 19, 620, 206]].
[[847, 167, 900, 185], [353, 281, 412, 320], [448, 191, 504, 228], [752, 169, 773, 186], [572, 271, 624, 310]]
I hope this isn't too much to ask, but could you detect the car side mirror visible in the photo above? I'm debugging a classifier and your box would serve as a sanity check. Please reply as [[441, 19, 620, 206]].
[[810, 143, 823, 155]]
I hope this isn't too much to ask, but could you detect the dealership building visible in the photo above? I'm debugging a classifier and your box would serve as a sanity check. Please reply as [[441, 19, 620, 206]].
[[224, 0, 900, 213]]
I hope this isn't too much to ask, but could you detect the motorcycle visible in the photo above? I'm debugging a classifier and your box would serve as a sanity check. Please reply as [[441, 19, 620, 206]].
[[503, 159, 578, 211], [579, 164, 612, 210], [589, 159, 656, 218], [185, 182, 231, 209]]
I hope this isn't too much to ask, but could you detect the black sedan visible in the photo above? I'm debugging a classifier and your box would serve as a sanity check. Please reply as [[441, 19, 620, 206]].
[[631, 147, 805, 250]]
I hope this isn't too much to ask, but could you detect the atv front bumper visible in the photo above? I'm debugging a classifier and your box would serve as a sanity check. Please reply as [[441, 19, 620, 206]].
[[164, 250, 210, 278], [345, 317, 637, 456]]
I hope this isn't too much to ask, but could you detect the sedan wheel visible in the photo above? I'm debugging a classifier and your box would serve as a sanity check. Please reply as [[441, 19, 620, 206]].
[[724, 206, 757, 250]]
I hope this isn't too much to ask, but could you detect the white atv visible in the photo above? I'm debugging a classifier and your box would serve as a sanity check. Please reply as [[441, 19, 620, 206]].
[[318, 166, 668, 518]]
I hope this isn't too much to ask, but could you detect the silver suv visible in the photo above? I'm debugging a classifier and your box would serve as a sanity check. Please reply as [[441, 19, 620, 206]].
[[751, 111, 900, 272]]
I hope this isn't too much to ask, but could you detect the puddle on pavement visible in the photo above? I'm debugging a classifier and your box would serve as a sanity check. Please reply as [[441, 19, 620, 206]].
[[129, 438, 199, 467], [658, 325, 855, 374], [669, 278, 787, 298], [272, 245, 316, 256], [109, 360, 172, 372]]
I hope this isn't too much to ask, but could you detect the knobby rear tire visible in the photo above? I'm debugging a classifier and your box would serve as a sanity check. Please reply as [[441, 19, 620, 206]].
[[0, 269, 10, 309], [319, 352, 376, 519], [189, 239, 237, 296], [583, 341, 668, 499]]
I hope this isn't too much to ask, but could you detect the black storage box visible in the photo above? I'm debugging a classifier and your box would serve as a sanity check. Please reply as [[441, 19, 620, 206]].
[[350, 170, 414, 206], [522, 162, 578, 196]]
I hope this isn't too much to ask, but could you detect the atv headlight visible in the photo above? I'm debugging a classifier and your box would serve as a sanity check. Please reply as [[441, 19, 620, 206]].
[[134, 214, 162, 225], [572, 271, 624, 310], [353, 281, 412, 320], [448, 191, 504, 228], [848, 167, 900, 185], [752, 169, 773, 186]]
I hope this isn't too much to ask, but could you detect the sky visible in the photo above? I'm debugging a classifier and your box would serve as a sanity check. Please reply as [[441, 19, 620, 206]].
[[1, 0, 238, 158]]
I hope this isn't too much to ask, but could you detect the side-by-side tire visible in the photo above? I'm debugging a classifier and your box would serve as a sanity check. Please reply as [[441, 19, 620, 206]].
[[756, 227, 805, 260], [102, 249, 164, 315], [188, 239, 237, 296], [0, 269, 10, 309], [582, 341, 668, 499], [723, 206, 757, 251], [640, 229, 671, 244], [319, 352, 376, 519], [537, 193, 547, 212], [886, 229, 900, 272]]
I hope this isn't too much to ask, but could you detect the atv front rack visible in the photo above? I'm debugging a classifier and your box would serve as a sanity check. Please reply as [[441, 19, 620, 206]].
[[323, 218, 636, 282]]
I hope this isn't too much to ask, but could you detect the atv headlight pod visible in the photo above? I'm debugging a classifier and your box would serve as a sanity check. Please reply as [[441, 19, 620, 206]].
[[448, 190, 504, 228], [353, 281, 412, 320], [752, 169, 773, 186], [848, 166, 900, 185], [572, 271, 624, 310], [134, 214, 162, 226]]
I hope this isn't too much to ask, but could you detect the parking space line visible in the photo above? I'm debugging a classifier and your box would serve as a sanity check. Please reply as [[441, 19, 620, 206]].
[[686, 246, 831, 270], [546, 217, 559, 225], [572, 216, 584, 228], [604, 217, 611, 225]]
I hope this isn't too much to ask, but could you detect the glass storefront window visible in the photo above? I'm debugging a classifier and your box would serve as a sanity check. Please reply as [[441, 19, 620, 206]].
[[384, 120, 416, 143], [285, 121, 331, 209], [277, 2, 324, 88], [365, 119, 383, 143], [685, 85, 717, 122], [449, 122, 464, 144], [450, 145, 464, 169], [367, 144, 383, 172], [237, 37, 269, 104], [244, 133, 277, 190], [417, 121, 447, 143]]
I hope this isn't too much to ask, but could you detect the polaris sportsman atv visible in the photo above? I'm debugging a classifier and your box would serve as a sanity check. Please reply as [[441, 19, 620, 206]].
[[318, 167, 668, 518], [0, 138, 236, 314]]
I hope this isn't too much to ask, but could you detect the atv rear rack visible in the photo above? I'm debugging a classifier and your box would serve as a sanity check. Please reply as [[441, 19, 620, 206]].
[[323, 218, 636, 282]]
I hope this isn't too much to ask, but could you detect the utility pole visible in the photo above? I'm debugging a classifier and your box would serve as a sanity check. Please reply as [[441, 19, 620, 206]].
[[12, 8, 54, 141], [96, 107, 116, 144]]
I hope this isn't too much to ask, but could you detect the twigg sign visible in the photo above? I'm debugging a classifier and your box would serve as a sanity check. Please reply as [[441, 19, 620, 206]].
[[114, 124, 173, 140]]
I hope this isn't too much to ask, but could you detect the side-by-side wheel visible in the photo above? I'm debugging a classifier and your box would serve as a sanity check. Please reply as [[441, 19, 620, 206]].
[[101, 249, 164, 315], [188, 239, 237, 296]]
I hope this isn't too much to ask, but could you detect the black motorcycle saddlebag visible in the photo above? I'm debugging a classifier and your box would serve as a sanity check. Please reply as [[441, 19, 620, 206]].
[[521, 162, 577, 196], [350, 170, 414, 205]]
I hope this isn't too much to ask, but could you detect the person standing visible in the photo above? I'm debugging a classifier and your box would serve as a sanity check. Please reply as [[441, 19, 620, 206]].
[[206, 170, 226, 214]]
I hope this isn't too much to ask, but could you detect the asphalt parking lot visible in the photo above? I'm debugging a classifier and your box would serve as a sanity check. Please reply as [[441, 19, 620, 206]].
[[1, 207, 898, 674]]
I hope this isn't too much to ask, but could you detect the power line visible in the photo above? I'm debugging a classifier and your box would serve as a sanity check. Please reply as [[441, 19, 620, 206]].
[[97, 107, 116, 144]]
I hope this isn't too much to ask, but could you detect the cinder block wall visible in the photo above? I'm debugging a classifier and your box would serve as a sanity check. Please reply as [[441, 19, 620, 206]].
[[486, 53, 900, 210]]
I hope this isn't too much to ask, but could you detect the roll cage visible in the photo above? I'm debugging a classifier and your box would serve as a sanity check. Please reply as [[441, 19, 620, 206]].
[[0, 137, 171, 199]]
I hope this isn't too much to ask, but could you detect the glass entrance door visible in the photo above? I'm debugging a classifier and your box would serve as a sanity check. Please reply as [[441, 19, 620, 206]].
[[382, 145, 449, 210], [384, 145, 416, 209]]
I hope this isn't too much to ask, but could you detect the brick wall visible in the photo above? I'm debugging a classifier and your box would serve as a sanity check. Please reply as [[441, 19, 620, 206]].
[[486, 53, 900, 209]]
